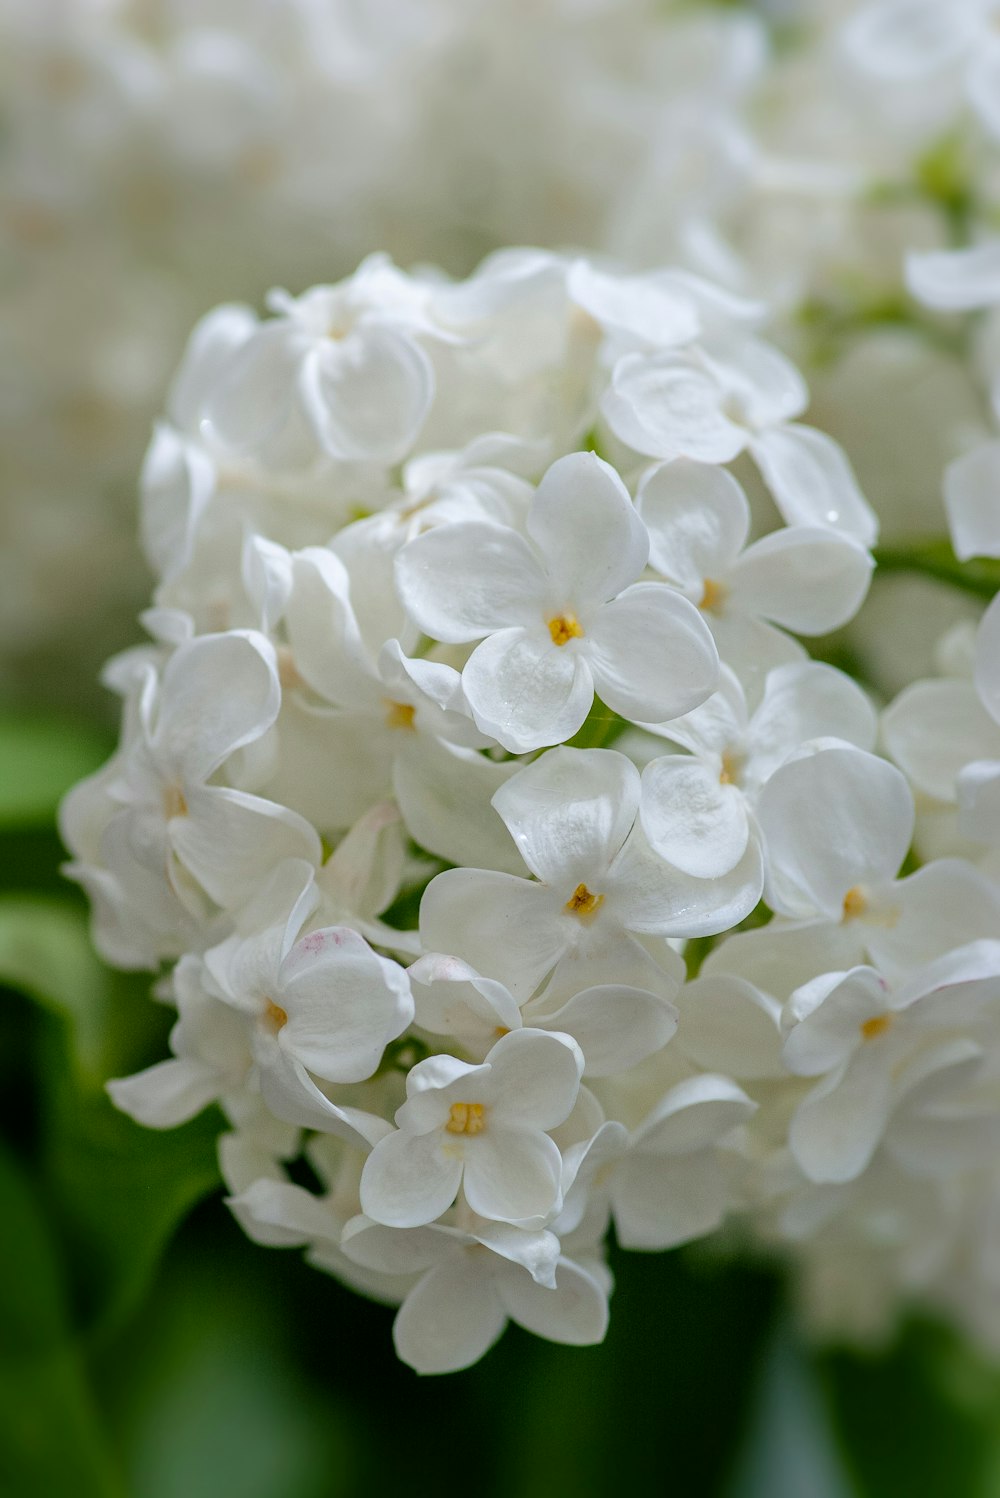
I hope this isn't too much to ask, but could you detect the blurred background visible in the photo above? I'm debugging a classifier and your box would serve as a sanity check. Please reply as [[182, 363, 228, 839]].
[[4, 2, 1000, 1493]]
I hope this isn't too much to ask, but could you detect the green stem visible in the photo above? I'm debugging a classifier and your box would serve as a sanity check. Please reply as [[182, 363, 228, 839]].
[[873, 541, 1000, 601]]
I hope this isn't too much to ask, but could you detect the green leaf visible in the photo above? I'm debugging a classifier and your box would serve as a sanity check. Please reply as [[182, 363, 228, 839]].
[[0, 1139, 120, 1497], [0, 712, 108, 829]]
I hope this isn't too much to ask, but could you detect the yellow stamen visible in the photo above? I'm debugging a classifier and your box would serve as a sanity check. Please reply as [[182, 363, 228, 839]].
[[547, 613, 584, 647], [565, 883, 604, 919], [860, 1013, 892, 1042], [445, 1101, 486, 1136], [494, 1026, 510, 1039], [385, 699, 417, 731], [699, 578, 727, 613], [719, 751, 740, 786], [265, 1000, 288, 1032], [163, 784, 188, 820], [842, 885, 867, 921]]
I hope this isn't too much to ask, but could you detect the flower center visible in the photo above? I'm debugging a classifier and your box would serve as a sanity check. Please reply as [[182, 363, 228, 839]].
[[264, 999, 288, 1032], [860, 1013, 892, 1042], [719, 750, 742, 786], [548, 613, 584, 647], [384, 699, 417, 731], [446, 1101, 486, 1135], [565, 883, 604, 919], [163, 783, 188, 820], [842, 885, 867, 920], [699, 578, 727, 613]]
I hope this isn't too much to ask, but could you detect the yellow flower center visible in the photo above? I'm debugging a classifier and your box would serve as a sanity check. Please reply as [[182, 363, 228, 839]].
[[547, 613, 584, 647], [163, 783, 188, 820], [264, 1000, 288, 1032], [860, 1013, 892, 1042], [564, 883, 604, 919], [384, 699, 417, 731], [719, 751, 741, 786], [446, 1101, 486, 1136], [699, 578, 727, 613]]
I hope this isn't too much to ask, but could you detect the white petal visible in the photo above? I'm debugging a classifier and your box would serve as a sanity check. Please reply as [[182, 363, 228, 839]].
[[640, 756, 748, 878], [299, 327, 433, 464], [495, 1256, 609, 1346], [393, 738, 525, 876], [906, 243, 1000, 312], [729, 528, 873, 635], [463, 1129, 563, 1225], [534, 985, 677, 1076], [757, 746, 914, 920], [601, 351, 746, 463], [843, 0, 975, 79], [526, 452, 648, 606], [790, 1045, 892, 1184], [783, 968, 888, 1076], [395, 522, 547, 642], [674, 975, 784, 1079], [883, 679, 1000, 799], [151, 631, 280, 782], [968, 37, 1000, 141], [611, 1151, 729, 1249], [279, 931, 413, 1083], [258, 1048, 390, 1148], [945, 442, 1000, 560], [361, 1129, 463, 1229], [394, 1259, 506, 1375], [567, 259, 699, 347], [341, 1217, 454, 1276], [204, 323, 304, 454], [610, 822, 764, 937], [705, 337, 809, 428], [636, 460, 750, 588], [746, 662, 877, 787], [174, 786, 319, 909], [408, 954, 521, 1042], [107, 1057, 220, 1128], [227, 1179, 336, 1248], [419, 869, 567, 1001], [140, 423, 216, 583], [634, 1073, 756, 1154], [492, 745, 640, 885], [486, 1028, 584, 1131], [463, 627, 594, 754], [750, 425, 878, 546], [975, 594, 1000, 725], [868, 859, 1000, 978], [586, 584, 719, 724]]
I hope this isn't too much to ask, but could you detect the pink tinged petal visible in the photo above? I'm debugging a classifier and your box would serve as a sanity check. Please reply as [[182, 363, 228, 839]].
[[883, 679, 1000, 799], [419, 868, 568, 1002], [526, 452, 649, 606], [906, 243, 1000, 312], [747, 662, 877, 785], [967, 37, 1000, 140], [173, 785, 320, 909], [394, 522, 547, 642], [361, 1128, 464, 1229], [495, 1256, 609, 1346], [757, 746, 914, 920], [278, 931, 413, 1084], [299, 326, 433, 464], [462, 627, 594, 753], [393, 1258, 506, 1375], [944, 442, 1000, 559], [462, 1128, 563, 1225], [633, 1074, 756, 1154], [611, 1151, 730, 1249], [640, 756, 748, 878], [485, 1028, 584, 1131], [140, 422, 216, 583], [393, 738, 525, 877], [601, 351, 747, 463], [789, 1045, 892, 1184], [636, 460, 750, 587], [106, 1057, 221, 1128], [151, 631, 280, 782], [675, 976, 784, 1079], [843, 0, 976, 79], [750, 425, 878, 547], [783, 968, 889, 1076], [610, 822, 764, 937], [586, 583, 719, 724], [728, 528, 874, 635], [536, 986, 677, 1076], [492, 745, 640, 885]]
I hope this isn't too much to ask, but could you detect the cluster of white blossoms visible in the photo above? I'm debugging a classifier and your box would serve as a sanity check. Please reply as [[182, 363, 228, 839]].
[[59, 240, 1000, 1377]]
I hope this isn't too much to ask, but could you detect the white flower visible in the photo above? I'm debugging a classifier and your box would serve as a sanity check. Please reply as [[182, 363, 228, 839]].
[[360, 1028, 584, 1229], [395, 450, 719, 752], [420, 747, 763, 1001]]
